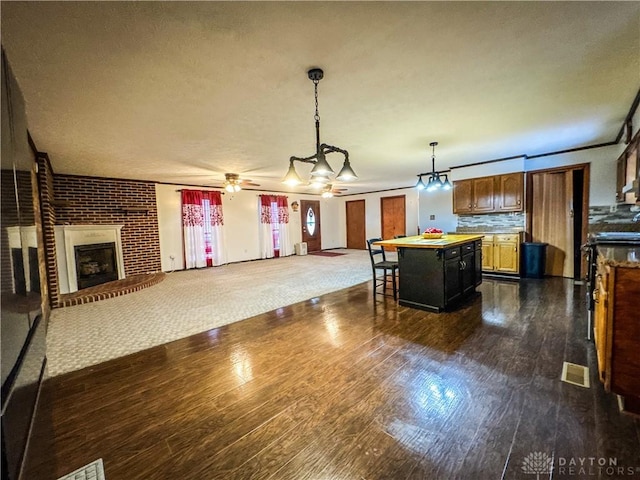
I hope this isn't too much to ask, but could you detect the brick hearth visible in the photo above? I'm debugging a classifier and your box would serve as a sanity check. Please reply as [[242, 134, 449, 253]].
[[58, 272, 166, 307]]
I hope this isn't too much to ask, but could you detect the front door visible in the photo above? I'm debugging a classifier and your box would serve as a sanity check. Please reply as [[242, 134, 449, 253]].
[[301, 200, 321, 252], [346, 199, 366, 249]]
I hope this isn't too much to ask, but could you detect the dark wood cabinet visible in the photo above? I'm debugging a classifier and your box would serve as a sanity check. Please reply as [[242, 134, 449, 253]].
[[398, 240, 481, 312], [594, 251, 640, 415], [474, 240, 482, 286], [616, 131, 639, 204], [453, 173, 524, 214]]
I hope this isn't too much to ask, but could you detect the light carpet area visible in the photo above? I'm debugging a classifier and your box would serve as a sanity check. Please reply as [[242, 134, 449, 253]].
[[47, 249, 376, 376]]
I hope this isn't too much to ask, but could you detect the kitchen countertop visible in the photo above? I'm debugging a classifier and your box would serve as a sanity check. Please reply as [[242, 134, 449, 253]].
[[374, 234, 484, 249], [597, 245, 640, 268]]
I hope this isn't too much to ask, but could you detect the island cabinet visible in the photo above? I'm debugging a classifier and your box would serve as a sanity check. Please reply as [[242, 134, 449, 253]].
[[593, 248, 640, 416], [453, 173, 524, 214], [390, 236, 482, 312]]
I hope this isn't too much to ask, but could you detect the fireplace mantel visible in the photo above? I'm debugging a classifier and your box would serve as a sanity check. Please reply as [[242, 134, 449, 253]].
[[54, 225, 125, 294]]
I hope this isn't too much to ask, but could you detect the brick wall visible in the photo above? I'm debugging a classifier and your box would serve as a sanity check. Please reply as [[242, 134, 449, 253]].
[[37, 155, 59, 306], [53, 175, 162, 278]]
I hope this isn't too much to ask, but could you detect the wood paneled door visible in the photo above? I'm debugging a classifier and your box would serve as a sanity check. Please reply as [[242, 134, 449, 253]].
[[300, 200, 321, 252], [381, 195, 406, 243], [346, 199, 366, 249], [528, 164, 589, 279]]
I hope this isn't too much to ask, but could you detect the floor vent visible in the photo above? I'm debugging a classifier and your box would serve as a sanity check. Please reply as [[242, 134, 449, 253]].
[[58, 458, 105, 480], [561, 361, 590, 388]]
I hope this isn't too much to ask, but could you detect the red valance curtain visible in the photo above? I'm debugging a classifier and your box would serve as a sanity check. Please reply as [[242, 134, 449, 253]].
[[181, 190, 226, 268], [259, 195, 292, 258]]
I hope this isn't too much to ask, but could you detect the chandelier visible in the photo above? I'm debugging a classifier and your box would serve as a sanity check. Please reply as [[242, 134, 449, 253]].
[[416, 142, 452, 192], [282, 68, 357, 189]]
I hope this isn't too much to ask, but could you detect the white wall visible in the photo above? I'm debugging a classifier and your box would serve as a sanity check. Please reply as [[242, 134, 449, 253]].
[[156, 184, 323, 271], [155, 139, 631, 272], [524, 144, 621, 206], [447, 143, 624, 207], [334, 187, 420, 242], [450, 157, 526, 181], [418, 188, 457, 234]]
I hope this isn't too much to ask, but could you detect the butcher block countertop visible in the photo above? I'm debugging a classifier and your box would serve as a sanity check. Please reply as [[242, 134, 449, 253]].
[[374, 234, 484, 249]]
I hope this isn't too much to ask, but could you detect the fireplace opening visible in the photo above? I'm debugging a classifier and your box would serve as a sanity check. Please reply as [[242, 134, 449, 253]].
[[74, 242, 118, 290]]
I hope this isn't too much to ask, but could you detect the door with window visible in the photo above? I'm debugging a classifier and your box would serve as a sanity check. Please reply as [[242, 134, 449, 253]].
[[301, 200, 321, 252]]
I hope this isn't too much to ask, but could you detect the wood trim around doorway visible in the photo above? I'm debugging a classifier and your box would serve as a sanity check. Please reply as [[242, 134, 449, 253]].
[[525, 162, 590, 279]]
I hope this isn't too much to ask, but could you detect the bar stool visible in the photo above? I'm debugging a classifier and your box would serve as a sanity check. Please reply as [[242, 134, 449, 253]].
[[366, 238, 399, 300]]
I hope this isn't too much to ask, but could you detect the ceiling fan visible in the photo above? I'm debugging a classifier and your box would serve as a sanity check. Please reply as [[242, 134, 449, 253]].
[[320, 184, 347, 198], [216, 173, 261, 192]]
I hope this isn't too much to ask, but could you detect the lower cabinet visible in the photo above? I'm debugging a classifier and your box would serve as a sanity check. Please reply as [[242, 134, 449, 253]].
[[593, 254, 640, 415], [481, 233, 521, 275], [398, 240, 481, 312]]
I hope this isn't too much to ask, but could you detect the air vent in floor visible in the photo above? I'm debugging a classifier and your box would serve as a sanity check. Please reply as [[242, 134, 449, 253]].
[[561, 361, 590, 388], [57, 458, 105, 480]]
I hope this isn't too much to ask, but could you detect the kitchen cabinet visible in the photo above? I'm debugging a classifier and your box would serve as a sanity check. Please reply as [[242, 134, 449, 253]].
[[496, 173, 524, 211], [480, 233, 522, 275], [375, 235, 483, 313], [593, 248, 640, 415], [453, 173, 524, 214], [453, 177, 494, 214], [481, 235, 495, 271], [616, 130, 639, 204]]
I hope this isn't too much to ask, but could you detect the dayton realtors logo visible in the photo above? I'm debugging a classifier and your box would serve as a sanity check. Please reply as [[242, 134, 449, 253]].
[[521, 452, 640, 478], [521, 452, 553, 479]]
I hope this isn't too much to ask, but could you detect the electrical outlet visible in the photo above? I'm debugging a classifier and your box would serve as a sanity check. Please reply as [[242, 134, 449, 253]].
[[609, 205, 617, 213], [429, 215, 435, 220]]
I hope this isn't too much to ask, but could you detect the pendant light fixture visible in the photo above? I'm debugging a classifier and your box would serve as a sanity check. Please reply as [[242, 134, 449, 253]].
[[282, 68, 357, 189], [415, 141, 452, 192]]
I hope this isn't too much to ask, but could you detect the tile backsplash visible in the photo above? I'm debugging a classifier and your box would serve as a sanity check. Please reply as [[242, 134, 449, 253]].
[[589, 205, 640, 232], [456, 212, 525, 233]]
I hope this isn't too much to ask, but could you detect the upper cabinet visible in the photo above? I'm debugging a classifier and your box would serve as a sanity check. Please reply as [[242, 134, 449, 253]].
[[496, 172, 524, 211], [453, 172, 524, 215], [616, 130, 639, 204]]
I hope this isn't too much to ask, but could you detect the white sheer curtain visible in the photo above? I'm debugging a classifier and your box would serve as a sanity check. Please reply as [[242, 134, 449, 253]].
[[259, 195, 292, 259], [182, 190, 226, 268], [276, 195, 293, 257]]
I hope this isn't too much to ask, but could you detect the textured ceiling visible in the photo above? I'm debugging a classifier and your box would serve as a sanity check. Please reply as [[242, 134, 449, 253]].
[[1, 1, 639, 195]]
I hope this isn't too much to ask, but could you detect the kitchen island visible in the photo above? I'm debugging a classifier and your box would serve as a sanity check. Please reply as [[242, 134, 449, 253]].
[[374, 234, 484, 312]]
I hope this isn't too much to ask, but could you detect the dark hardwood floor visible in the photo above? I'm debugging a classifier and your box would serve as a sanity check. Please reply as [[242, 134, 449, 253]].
[[23, 278, 640, 479]]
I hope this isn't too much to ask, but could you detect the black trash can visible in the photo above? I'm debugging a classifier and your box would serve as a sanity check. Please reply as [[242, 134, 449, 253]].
[[522, 242, 547, 278]]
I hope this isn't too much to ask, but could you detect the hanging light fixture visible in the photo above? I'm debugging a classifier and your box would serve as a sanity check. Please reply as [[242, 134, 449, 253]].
[[223, 173, 242, 192], [282, 68, 357, 189], [415, 141, 452, 192]]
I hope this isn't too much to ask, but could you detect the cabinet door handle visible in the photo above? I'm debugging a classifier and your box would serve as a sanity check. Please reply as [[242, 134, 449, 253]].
[[517, 200, 521, 205]]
